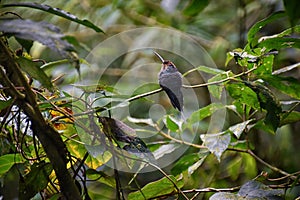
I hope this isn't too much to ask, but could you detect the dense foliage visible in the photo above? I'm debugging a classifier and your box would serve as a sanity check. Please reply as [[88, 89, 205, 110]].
[[0, 0, 300, 199]]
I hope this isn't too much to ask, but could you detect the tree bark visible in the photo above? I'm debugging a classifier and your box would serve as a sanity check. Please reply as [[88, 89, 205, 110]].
[[0, 38, 81, 199]]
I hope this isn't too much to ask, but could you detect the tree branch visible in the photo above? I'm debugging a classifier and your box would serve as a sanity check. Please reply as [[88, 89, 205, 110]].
[[0, 38, 81, 199]]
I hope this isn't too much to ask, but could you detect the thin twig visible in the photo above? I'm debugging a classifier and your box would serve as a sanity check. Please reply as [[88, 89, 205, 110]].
[[183, 186, 241, 194], [228, 147, 299, 181], [247, 149, 298, 180], [183, 66, 257, 88], [127, 88, 163, 102], [154, 124, 206, 149]]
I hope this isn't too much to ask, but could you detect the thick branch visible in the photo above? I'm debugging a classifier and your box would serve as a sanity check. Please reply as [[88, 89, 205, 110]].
[[0, 38, 81, 199]]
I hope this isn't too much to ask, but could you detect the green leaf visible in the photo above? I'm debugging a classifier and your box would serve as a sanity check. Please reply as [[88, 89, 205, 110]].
[[226, 82, 260, 110], [238, 180, 284, 199], [244, 81, 282, 132], [1, 3, 104, 33], [19, 162, 53, 200], [15, 37, 33, 53], [183, 0, 210, 16], [262, 75, 300, 100], [229, 119, 254, 139], [0, 98, 13, 110], [128, 175, 184, 200], [247, 11, 286, 47], [0, 154, 23, 177], [183, 65, 225, 77], [188, 103, 224, 125], [171, 153, 200, 176], [72, 83, 117, 94], [207, 73, 228, 99], [200, 131, 231, 161], [16, 57, 54, 91], [283, 0, 300, 27], [259, 25, 300, 41], [0, 19, 76, 60], [187, 154, 208, 176], [85, 169, 115, 188], [280, 111, 300, 126], [153, 144, 180, 160], [165, 115, 180, 132], [257, 37, 300, 51], [254, 55, 274, 75]]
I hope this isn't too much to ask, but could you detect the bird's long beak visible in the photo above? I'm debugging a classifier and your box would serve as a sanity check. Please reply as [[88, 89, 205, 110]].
[[153, 51, 165, 63]]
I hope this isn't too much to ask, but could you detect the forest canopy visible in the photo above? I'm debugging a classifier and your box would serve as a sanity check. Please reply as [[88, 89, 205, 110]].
[[0, 0, 300, 199]]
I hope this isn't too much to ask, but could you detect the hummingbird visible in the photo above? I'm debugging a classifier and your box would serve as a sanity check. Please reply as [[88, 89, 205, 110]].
[[154, 51, 183, 112]]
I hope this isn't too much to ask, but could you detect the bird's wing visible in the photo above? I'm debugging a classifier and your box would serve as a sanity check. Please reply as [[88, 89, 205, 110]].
[[159, 72, 183, 111]]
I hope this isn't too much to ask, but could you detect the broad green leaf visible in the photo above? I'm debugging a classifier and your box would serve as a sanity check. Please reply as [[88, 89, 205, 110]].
[[208, 74, 226, 99], [19, 162, 53, 200], [188, 103, 224, 125], [16, 57, 54, 91], [200, 131, 231, 161], [1, 3, 104, 33], [67, 137, 110, 169], [0, 154, 23, 177], [0, 98, 13, 110], [254, 55, 274, 75], [280, 111, 300, 126], [153, 144, 179, 160], [247, 11, 286, 46], [85, 169, 115, 188], [183, 0, 210, 16], [15, 37, 33, 53], [244, 81, 282, 132], [187, 154, 207, 176], [229, 119, 254, 138], [183, 65, 225, 77], [72, 83, 117, 94], [225, 51, 235, 67], [226, 82, 260, 110], [128, 175, 184, 200], [226, 156, 243, 181], [171, 153, 200, 176], [0, 19, 76, 60], [283, 0, 300, 27], [262, 75, 300, 100], [238, 180, 284, 199], [241, 154, 257, 178], [259, 25, 300, 42], [257, 37, 300, 51], [165, 115, 180, 132]]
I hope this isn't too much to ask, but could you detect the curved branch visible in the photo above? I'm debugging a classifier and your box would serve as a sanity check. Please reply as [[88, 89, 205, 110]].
[[0, 38, 81, 199]]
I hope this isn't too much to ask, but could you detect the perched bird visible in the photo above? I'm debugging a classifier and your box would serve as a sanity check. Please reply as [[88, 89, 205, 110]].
[[154, 51, 184, 112]]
